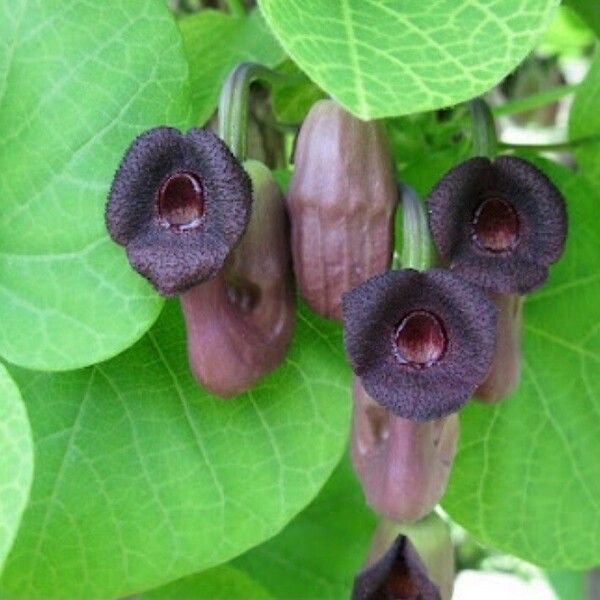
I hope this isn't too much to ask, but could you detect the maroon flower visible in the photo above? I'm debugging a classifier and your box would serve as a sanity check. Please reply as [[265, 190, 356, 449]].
[[352, 534, 440, 600], [106, 127, 252, 296], [427, 156, 567, 294], [343, 269, 497, 421]]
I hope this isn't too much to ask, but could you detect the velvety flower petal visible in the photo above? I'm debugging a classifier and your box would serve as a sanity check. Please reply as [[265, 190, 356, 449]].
[[106, 126, 252, 296], [343, 269, 497, 421], [427, 156, 567, 294]]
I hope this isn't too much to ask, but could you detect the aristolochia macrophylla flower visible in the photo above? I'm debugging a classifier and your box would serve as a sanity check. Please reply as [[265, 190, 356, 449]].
[[343, 269, 497, 420], [180, 160, 295, 398], [287, 99, 397, 321], [352, 534, 440, 600], [427, 156, 567, 294], [351, 378, 459, 522], [106, 127, 252, 296]]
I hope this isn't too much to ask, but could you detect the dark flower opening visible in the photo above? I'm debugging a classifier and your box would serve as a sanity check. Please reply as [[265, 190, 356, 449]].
[[471, 196, 520, 253], [106, 126, 252, 296], [351, 535, 440, 600], [157, 171, 205, 230], [343, 269, 497, 421], [427, 156, 567, 294], [393, 310, 447, 369]]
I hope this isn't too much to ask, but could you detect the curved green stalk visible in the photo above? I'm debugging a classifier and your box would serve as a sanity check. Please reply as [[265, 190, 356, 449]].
[[400, 184, 434, 272], [469, 98, 497, 159], [218, 62, 302, 161]]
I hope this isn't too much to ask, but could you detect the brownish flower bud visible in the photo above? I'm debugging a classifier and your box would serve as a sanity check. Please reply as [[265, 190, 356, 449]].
[[365, 516, 455, 600], [351, 379, 459, 523], [287, 99, 397, 321], [180, 160, 295, 397], [352, 533, 441, 600], [475, 293, 523, 403]]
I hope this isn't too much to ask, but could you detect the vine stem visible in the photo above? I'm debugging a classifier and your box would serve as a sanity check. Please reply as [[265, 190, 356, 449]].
[[400, 184, 434, 272], [492, 83, 579, 117], [218, 62, 302, 161], [469, 98, 497, 158], [223, 0, 246, 18]]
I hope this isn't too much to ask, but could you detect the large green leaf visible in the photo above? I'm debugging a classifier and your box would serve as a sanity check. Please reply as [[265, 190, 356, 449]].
[[570, 51, 600, 187], [0, 364, 33, 574], [0, 0, 192, 371], [144, 457, 376, 600], [565, 0, 600, 37], [179, 8, 285, 125], [233, 457, 376, 599], [140, 564, 272, 600], [0, 301, 351, 599], [258, 0, 559, 119], [444, 158, 600, 568]]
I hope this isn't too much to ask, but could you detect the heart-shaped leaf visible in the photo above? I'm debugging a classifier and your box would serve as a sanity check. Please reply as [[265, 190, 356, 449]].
[[443, 158, 600, 568], [258, 0, 559, 119], [570, 50, 600, 187], [140, 564, 272, 600], [0, 0, 192, 371], [0, 301, 351, 599], [0, 364, 33, 575]]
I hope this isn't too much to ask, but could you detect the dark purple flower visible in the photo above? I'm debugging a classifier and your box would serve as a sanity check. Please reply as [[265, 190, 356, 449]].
[[106, 127, 252, 296], [427, 156, 567, 294], [343, 269, 497, 421], [352, 534, 440, 600]]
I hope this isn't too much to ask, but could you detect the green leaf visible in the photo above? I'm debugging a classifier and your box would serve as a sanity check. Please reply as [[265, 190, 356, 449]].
[[443, 158, 600, 569], [140, 564, 272, 600], [546, 570, 585, 600], [0, 364, 33, 575], [258, 0, 560, 119], [570, 50, 600, 187], [179, 8, 285, 125], [564, 0, 600, 37], [272, 61, 326, 123], [0, 0, 192, 371], [232, 457, 377, 599], [0, 301, 351, 599], [538, 5, 595, 57]]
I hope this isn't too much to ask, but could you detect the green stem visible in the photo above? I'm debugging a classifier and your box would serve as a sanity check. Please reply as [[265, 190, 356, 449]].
[[223, 0, 245, 18], [400, 184, 434, 272], [218, 62, 301, 161], [493, 84, 579, 117], [469, 98, 497, 159], [499, 136, 600, 153]]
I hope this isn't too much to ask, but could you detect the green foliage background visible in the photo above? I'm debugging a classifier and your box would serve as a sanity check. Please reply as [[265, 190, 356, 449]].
[[0, 0, 598, 598]]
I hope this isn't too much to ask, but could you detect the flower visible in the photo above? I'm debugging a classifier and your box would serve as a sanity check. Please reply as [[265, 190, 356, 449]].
[[342, 269, 497, 421], [351, 534, 440, 600], [351, 378, 459, 522], [427, 156, 567, 294], [106, 126, 252, 296]]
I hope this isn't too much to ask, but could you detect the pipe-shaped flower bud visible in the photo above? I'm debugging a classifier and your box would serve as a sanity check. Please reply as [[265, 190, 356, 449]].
[[287, 99, 397, 320], [180, 160, 295, 397], [351, 379, 459, 522]]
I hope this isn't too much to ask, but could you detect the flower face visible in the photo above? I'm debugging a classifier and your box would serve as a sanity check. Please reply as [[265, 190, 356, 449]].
[[352, 534, 440, 600], [427, 156, 567, 294], [343, 269, 497, 421], [106, 127, 252, 296]]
